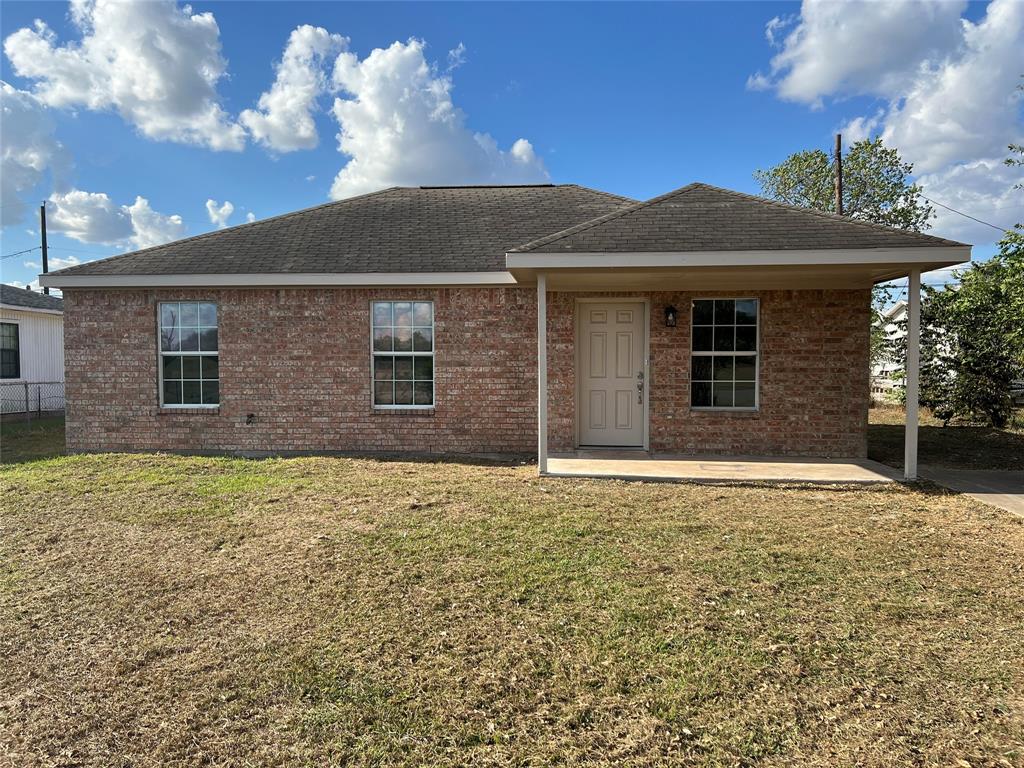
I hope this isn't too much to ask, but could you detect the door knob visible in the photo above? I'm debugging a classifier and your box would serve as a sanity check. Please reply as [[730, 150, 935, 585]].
[[637, 371, 644, 404]]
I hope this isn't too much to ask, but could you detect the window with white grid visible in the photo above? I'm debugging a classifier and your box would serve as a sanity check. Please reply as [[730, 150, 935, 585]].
[[371, 301, 434, 407]]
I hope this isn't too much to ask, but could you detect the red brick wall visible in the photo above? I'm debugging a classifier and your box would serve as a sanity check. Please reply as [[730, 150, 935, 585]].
[[63, 287, 869, 458], [546, 290, 870, 458], [63, 288, 538, 454]]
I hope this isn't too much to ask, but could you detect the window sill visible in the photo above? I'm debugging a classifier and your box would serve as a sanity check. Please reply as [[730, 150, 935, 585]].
[[371, 406, 435, 415], [159, 406, 220, 415], [690, 407, 760, 415]]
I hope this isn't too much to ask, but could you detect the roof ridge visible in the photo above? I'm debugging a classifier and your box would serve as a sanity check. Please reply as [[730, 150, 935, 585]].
[[690, 182, 965, 247], [49, 186, 403, 277], [512, 181, 966, 253], [418, 183, 555, 189], [510, 182, 703, 252], [562, 183, 638, 206]]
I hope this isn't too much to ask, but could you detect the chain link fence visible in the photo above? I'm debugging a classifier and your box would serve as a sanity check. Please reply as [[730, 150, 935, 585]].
[[0, 381, 65, 419]]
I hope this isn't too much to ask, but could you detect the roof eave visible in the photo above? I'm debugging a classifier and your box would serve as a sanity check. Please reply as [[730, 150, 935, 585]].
[[0, 302, 64, 315], [39, 271, 520, 289], [505, 245, 971, 271]]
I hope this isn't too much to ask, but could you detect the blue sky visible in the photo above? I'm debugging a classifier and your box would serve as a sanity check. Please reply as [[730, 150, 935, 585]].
[[1, 1, 1021, 290]]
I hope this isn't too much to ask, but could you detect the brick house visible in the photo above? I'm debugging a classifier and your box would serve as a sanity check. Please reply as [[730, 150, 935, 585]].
[[41, 183, 969, 478]]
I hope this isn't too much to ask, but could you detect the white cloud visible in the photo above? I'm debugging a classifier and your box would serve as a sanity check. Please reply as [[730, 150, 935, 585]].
[[47, 189, 185, 249], [752, 0, 1024, 246], [874, 0, 1024, 173], [125, 196, 187, 248], [24, 254, 81, 271], [328, 38, 548, 199], [7, 278, 44, 292], [447, 42, 466, 71], [0, 82, 69, 226], [751, 0, 967, 105], [246, 212, 256, 223], [4, 0, 244, 151], [917, 159, 1021, 243], [240, 25, 347, 152], [205, 199, 234, 229], [764, 15, 795, 47], [745, 72, 772, 92]]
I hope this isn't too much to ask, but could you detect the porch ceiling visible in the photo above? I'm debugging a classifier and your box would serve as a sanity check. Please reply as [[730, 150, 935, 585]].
[[509, 260, 967, 290]]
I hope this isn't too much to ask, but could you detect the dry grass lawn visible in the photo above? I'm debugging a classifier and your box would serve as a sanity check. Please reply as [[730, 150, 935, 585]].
[[1, 427, 1023, 766]]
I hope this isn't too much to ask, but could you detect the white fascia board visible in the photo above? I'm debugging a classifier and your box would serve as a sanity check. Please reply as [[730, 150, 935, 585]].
[[0, 303, 63, 315], [505, 246, 971, 269], [39, 271, 520, 289]]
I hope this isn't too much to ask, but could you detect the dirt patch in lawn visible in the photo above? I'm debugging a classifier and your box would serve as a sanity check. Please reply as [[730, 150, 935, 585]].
[[2, 454, 1023, 766]]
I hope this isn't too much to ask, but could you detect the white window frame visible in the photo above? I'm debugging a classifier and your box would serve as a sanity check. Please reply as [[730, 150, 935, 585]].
[[0, 320, 22, 380], [690, 297, 760, 412], [157, 301, 219, 409], [370, 300, 435, 410]]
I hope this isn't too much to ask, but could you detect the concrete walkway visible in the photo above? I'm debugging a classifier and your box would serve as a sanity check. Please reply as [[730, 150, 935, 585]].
[[920, 465, 1024, 518], [546, 452, 900, 484]]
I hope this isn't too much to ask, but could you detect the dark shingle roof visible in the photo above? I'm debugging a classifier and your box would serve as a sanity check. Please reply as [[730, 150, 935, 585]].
[[51, 185, 636, 276], [0, 284, 64, 311], [512, 183, 967, 253]]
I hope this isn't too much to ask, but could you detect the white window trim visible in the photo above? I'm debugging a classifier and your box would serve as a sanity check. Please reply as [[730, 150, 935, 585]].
[[0, 320, 22, 381], [690, 297, 760, 412], [370, 300, 435, 410], [156, 301, 220, 409]]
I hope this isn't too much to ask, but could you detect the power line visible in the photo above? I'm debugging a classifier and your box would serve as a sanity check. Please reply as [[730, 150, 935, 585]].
[[1, 246, 41, 260], [47, 245, 118, 256], [920, 195, 1015, 234]]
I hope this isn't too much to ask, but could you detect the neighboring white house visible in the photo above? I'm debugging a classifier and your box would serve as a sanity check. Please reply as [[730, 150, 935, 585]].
[[0, 284, 65, 414], [871, 300, 906, 400]]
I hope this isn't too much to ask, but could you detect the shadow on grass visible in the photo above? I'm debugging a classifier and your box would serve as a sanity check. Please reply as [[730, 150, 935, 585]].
[[0, 415, 67, 464], [868, 423, 1024, 472]]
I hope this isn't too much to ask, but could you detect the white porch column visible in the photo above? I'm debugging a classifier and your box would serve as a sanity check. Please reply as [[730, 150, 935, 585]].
[[904, 268, 920, 481], [537, 272, 548, 474]]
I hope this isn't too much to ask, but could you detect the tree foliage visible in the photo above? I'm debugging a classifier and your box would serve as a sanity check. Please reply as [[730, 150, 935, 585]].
[[1006, 76, 1023, 188], [903, 229, 1024, 427], [754, 137, 935, 231], [755, 137, 934, 371]]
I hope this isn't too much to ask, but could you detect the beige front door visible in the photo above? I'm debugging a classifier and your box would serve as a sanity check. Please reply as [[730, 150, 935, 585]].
[[578, 301, 646, 447]]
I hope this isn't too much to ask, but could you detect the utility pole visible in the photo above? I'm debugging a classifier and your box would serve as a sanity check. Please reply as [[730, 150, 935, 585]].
[[39, 202, 49, 295], [834, 133, 843, 216]]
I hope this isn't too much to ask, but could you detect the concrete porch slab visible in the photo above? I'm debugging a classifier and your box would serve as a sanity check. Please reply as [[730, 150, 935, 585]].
[[546, 451, 901, 484]]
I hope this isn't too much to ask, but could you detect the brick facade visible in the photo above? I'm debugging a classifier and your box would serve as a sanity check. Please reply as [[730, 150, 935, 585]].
[[547, 290, 870, 457], [63, 287, 869, 458]]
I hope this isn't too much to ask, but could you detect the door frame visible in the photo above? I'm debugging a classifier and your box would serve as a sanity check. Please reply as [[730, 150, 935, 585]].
[[574, 297, 651, 451]]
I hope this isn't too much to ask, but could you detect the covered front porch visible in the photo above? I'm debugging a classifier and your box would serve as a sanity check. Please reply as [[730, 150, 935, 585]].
[[521, 261, 964, 484], [510, 183, 971, 483]]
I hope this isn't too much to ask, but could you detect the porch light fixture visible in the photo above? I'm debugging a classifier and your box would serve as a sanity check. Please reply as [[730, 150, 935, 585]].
[[664, 305, 678, 327]]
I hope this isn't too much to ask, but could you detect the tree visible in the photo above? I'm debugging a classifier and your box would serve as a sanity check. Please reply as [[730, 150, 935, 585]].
[[1006, 75, 1023, 189], [754, 137, 935, 231], [907, 229, 1024, 427], [755, 137, 934, 372]]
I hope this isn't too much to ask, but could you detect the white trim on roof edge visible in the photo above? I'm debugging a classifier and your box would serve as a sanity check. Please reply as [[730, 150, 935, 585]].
[[505, 246, 970, 269], [39, 271, 520, 289], [0, 303, 63, 315]]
